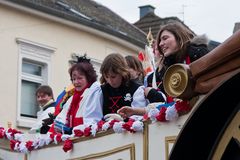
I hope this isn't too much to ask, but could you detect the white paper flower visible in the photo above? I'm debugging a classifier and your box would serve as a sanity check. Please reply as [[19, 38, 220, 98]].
[[148, 108, 160, 122], [32, 138, 44, 149], [38, 138, 45, 148], [32, 139, 39, 149], [102, 121, 111, 131], [90, 123, 98, 136], [61, 134, 73, 141], [19, 142, 28, 153], [14, 133, 24, 141], [113, 122, 125, 133], [44, 134, 52, 145], [165, 105, 178, 121], [5, 131, 12, 140], [131, 120, 144, 132], [73, 124, 87, 131], [14, 142, 20, 151]]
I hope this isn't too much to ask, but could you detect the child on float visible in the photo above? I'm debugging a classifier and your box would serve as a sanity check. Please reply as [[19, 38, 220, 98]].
[[29, 85, 55, 134], [125, 55, 145, 85], [49, 55, 103, 134], [145, 21, 209, 99], [125, 54, 166, 104], [118, 21, 209, 118], [100, 53, 165, 121]]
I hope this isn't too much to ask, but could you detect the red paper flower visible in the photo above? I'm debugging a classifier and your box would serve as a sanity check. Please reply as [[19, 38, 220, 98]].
[[8, 128, 22, 137], [143, 114, 149, 121], [156, 107, 167, 122], [84, 127, 91, 137], [122, 119, 135, 133], [26, 141, 34, 151], [109, 119, 119, 128], [97, 120, 105, 131], [56, 133, 62, 142], [10, 140, 19, 150], [62, 139, 73, 152], [138, 52, 145, 61], [50, 133, 55, 140], [175, 100, 191, 115], [74, 129, 84, 137], [0, 129, 5, 138]]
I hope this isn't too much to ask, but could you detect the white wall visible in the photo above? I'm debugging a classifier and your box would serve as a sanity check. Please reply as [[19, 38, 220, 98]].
[[0, 3, 142, 129]]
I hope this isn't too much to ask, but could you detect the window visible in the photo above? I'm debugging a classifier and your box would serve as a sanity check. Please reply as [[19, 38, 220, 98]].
[[20, 61, 43, 118], [69, 53, 102, 80], [16, 38, 55, 127], [91, 57, 102, 80]]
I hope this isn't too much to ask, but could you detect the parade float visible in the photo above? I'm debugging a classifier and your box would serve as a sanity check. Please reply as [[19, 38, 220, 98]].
[[1, 30, 240, 160]]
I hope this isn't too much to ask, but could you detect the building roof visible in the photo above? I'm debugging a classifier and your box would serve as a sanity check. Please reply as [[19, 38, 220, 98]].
[[134, 11, 220, 50], [233, 22, 240, 33], [208, 40, 220, 51], [7, 0, 147, 48], [134, 12, 190, 39]]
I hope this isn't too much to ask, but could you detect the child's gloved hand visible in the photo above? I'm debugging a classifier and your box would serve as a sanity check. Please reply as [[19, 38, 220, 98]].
[[42, 113, 56, 126], [104, 113, 123, 122], [40, 125, 50, 134]]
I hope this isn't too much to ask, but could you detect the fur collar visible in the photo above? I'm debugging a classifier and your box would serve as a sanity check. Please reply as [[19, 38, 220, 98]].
[[190, 34, 209, 46]]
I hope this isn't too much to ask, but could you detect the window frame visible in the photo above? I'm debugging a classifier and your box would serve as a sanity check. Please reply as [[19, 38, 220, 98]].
[[16, 38, 55, 128]]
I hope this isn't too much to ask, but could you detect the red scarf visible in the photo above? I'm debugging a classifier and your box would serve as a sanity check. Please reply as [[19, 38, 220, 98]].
[[66, 84, 90, 128]]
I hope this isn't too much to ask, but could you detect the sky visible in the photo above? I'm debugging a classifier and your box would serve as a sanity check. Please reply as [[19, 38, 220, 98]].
[[95, 0, 239, 43]]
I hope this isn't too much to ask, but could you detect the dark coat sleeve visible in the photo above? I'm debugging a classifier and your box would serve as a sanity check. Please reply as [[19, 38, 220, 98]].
[[188, 44, 209, 62], [146, 88, 166, 103]]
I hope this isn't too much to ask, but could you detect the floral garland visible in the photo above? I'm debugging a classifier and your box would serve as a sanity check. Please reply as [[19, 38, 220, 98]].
[[144, 100, 191, 122], [0, 100, 191, 153]]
